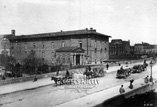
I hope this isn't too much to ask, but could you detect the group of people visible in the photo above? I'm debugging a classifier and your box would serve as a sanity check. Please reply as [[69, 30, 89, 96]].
[[144, 75, 153, 83], [119, 78, 134, 94], [119, 75, 153, 94]]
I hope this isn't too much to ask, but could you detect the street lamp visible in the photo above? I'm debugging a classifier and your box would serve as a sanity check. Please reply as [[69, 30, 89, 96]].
[[150, 61, 153, 82]]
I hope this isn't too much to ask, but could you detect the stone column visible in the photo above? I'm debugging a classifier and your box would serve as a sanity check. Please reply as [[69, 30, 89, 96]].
[[70, 53, 73, 65], [80, 54, 82, 65], [73, 54, 76, 65], [81, 54, 84, 65]]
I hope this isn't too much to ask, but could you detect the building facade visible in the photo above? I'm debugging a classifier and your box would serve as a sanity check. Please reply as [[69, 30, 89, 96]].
[[109, 39, 130, 55], [0, 30, 14, 56], [143, 45, 157, 54], [134, 42, 151, 54], [7, 28, 111, 65]]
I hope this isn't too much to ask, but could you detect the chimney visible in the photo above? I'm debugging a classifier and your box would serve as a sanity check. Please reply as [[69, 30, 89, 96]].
[[11, 30, 15, 36]]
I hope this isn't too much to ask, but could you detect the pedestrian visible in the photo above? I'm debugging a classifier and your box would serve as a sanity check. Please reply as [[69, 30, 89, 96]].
[[56, 69, 59, 76], [144, 75, 149, 83], [33, 75, 37, 82], [119, 63, 121, 66], [106, 63, 109, 70], [65, 70, 70, 79], [126, 61, 128, 67], [129, 78, 134, 89], [119, 85, 125, 94]]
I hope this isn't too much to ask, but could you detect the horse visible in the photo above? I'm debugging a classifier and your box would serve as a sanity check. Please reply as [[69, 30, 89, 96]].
[[83, 71, 93, 79], [51, 76, 64, 85]]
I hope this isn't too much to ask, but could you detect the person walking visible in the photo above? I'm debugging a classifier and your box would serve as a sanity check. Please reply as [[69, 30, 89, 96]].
[[56, 70, 59, 76], [106, 63, 109, 70], [126, 61, 128, 67], [129, 78, 134, 89], [119, 85, 125, 94], [144, 75, 149, 83], [33, 75, 37, 82], [65, 70, 70, 79]]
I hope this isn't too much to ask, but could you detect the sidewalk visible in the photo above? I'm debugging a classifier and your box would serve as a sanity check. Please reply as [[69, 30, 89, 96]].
[[0, 61, 143, 95], [0, 77, 53, 95]]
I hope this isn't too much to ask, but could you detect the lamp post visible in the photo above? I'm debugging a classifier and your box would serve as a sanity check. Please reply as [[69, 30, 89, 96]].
[[150, 61, 153, 82]]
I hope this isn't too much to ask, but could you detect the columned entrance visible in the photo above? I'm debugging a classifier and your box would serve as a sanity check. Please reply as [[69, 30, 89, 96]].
[[55, 47, 85, 66]]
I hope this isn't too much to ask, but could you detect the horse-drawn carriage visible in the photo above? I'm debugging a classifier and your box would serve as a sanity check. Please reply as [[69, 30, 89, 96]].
[[51, 70, 73, 85], [83, 66, 106, 79], [51, 75, 73, 85], [132, 62, 148, 73], [116, 68, 132, 78]]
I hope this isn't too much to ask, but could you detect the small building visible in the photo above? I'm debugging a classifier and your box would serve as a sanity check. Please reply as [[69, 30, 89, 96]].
[[0, 30, 14, 55]]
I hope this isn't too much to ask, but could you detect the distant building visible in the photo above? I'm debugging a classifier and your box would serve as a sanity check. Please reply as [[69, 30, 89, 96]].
[[143, 45, 157, 54], [134, 42, 157, 54], [7, 28, 111, 65], [134, 44, 143, 54], [109, 39, 130, 55], [0, 30, 14, 56]]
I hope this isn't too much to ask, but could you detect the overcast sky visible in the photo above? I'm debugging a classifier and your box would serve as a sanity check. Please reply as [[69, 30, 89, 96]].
[[0, 0, 157, 45]]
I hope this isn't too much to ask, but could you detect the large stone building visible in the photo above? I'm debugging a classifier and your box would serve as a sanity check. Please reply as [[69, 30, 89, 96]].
[[7, 28, 111, 66], [109, 39, 130, 55]]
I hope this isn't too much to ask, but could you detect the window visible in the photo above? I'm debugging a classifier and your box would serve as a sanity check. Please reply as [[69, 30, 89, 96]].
[[105, 48, 107, 51], [94, 41, 97, 48], [79, 41, 82, 48], [95, 48, 97, 53], [52, 52, 54, 58], [42, 52, 44, 57], [51, 42, 54, 49], [63, 58, 65, 63], [100, 48, 102, 53], [42, 44, 44, 49], [62, 41, 65, 47], [33, 43, 36, 49], [25, 43, 27, 49]]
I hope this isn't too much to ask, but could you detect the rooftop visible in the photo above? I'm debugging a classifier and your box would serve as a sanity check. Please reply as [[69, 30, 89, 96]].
[[7, 28, 111, 40]]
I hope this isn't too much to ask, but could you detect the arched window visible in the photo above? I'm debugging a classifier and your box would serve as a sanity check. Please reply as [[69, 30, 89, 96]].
[[63, 58, 65, 63], [79, 41, 82, 48]]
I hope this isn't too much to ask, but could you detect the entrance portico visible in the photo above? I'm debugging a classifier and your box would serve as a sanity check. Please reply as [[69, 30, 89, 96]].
[[56, 47, 85, 66]]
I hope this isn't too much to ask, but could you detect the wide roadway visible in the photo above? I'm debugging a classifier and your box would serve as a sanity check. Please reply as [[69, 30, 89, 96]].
[[0, 61, 156, 107]]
